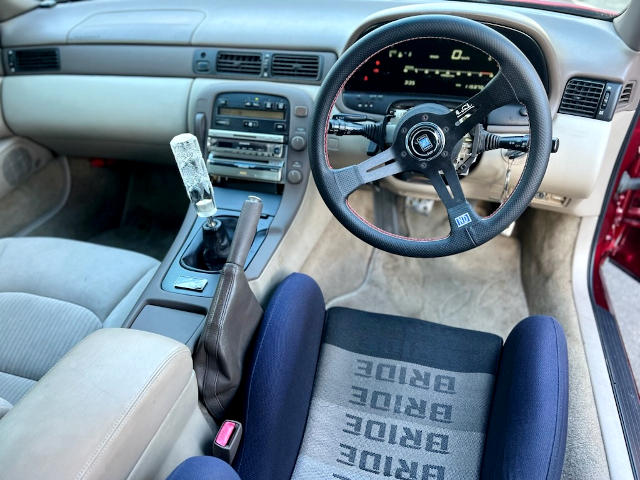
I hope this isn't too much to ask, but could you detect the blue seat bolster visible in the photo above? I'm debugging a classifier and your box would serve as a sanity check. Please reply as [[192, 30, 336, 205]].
[[481, 315, 569, 480]]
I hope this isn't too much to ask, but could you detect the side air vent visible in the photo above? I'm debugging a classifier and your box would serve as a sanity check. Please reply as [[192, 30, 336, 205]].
[[270, 54, 320, 79], [216, 52, 262, 76], [618, 82, 635, 108], [8, 48, 60, 72], [559, 78, 606, 118]]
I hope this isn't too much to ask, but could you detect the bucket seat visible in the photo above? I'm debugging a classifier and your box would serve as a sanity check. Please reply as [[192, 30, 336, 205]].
[[168, 273, 569, 480]]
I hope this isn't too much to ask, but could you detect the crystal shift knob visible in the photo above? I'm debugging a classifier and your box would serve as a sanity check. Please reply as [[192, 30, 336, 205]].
[[170, 133, 217, 219]]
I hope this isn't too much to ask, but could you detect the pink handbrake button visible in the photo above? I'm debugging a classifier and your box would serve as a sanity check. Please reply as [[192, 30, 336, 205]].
[[215, 420, 236, 447]]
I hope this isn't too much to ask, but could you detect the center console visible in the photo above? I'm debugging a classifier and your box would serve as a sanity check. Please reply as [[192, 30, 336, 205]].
[[124, 82, 316, 350]]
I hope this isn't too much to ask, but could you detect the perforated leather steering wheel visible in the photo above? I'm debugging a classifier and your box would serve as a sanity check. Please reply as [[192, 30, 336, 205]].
[[309, 15, 552, 257]]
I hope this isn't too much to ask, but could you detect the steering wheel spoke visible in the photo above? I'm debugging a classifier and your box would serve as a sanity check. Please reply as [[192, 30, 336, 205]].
[[424, 161, 466, 209], [424, 160, 480, 234], [444, 72, 518, 143], [331, 147, 404, 198]]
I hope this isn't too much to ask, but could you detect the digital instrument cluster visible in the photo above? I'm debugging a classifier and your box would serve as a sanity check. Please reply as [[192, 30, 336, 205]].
[[345, 39, 499, 97], [343, 27, 548, 115]]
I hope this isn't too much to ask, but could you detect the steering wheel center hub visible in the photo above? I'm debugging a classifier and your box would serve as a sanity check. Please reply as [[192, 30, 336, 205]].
[[405, 122, 446, 161]]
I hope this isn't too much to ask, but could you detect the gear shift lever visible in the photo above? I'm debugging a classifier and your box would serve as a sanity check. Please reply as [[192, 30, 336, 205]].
[[170, 133, 217, 223], [170, 133, 230, 270]]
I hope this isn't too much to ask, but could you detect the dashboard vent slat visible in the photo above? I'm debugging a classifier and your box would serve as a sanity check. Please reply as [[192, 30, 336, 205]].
[[618, 82, 634, 107], [559, 78, 606, 119], [216, 52, 262, 76], [11, 48, 60, 72], [270, 54, 320, 79]]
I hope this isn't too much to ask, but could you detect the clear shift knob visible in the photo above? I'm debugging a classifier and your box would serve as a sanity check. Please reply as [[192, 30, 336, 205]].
[[170, 133, 217, 222]]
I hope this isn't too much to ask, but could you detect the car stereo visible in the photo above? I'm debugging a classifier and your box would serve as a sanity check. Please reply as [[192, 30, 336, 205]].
[[207, 93, 290, 183]]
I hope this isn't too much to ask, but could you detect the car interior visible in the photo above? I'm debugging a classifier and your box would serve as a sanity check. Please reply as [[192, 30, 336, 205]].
[[0, 0, 639, 479]]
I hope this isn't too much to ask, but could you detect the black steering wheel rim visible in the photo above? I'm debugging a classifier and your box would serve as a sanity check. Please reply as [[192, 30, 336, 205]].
[[309, 15, 552, 258]]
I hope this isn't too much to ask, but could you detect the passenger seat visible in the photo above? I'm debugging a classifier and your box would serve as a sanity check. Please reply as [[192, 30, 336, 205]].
[[0, 237, 159, 417]]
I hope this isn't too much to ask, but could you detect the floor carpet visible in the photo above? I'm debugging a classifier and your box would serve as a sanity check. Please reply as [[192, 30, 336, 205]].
[[305, 192, 529, 338]]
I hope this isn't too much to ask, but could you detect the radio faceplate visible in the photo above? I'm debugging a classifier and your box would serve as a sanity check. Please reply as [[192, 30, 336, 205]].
[[212, 93, 290, 136], [207, 92, 290, 183]]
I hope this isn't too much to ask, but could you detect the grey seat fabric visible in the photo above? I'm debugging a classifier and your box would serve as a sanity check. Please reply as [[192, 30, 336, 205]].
[[0, 397, 11, 419], [0, 237, 159, 408]]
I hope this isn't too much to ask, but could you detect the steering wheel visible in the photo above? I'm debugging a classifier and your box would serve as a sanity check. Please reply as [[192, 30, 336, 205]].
[[309, 15, 552, 257]]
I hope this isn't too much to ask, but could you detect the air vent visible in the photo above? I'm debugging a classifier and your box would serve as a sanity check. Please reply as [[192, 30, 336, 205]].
[[9, 48, 60, 72], [618, 82, 635, 108], [216, 52, 262, 76], [270, 54, 320, 79], [559, 78, 606, 118]]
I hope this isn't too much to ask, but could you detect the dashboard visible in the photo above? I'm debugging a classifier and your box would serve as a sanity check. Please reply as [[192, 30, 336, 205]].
[[0, 0, 638, 219]]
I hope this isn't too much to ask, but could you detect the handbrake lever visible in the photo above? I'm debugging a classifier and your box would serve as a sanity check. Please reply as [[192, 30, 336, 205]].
[[227, 196, 263, 267], [193, 195, 265, 425]]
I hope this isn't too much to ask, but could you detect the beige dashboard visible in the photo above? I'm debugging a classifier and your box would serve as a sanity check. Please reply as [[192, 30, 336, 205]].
[[1, 0, 639, 218]]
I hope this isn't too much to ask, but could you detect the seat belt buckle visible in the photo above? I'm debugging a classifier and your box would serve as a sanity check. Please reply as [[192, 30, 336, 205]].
[[213, 420, 243, 464]]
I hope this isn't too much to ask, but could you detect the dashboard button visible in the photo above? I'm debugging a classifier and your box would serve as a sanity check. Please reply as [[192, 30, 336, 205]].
[[294, 106, 308, 117], [218, 98, 229, 106], [276, 102, 286, 110], [244, 101, 253, 108], [290, 136, 307, 151], [264, 101, 273, 109], [215, 119, 230, 126], [195, 61, 210, 72], [287, 170, 303, 184], [252, 101, 260, 108], [243, 120, 259, 128], [275, 123, 287, 131]]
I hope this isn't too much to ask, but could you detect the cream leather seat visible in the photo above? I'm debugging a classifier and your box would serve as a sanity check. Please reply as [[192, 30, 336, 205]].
[[0, 237, 159, 416]]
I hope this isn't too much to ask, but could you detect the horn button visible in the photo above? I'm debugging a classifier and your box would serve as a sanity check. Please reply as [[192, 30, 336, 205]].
[[405, 122, 446, 161]]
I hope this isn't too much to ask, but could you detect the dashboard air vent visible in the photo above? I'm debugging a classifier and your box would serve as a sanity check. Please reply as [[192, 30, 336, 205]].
[[10, 48, 60, 72], [618, 82, 635, 108], [559, 78, 606, 118], [270, 54, 320, 79], [216, 52, 262, 76]]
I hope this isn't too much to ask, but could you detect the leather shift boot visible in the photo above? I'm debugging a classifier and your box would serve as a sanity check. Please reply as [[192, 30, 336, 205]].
[[193, 196, 264, 422]]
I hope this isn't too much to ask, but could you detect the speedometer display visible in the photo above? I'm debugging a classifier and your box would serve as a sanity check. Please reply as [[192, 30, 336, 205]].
[[345, 38, 499, 97]]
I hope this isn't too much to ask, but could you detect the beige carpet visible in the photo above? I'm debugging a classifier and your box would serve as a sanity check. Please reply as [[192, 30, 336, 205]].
[[304, 191, 529, 337]]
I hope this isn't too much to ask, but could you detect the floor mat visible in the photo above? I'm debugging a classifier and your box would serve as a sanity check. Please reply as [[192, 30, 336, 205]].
[[89, 224, 179, 261], [301, 189, 375, 302], [321, 198, 529, 340], [88, 162, 188, 260], [29, 158, 131, 241], [26, 158, 188, 260]]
